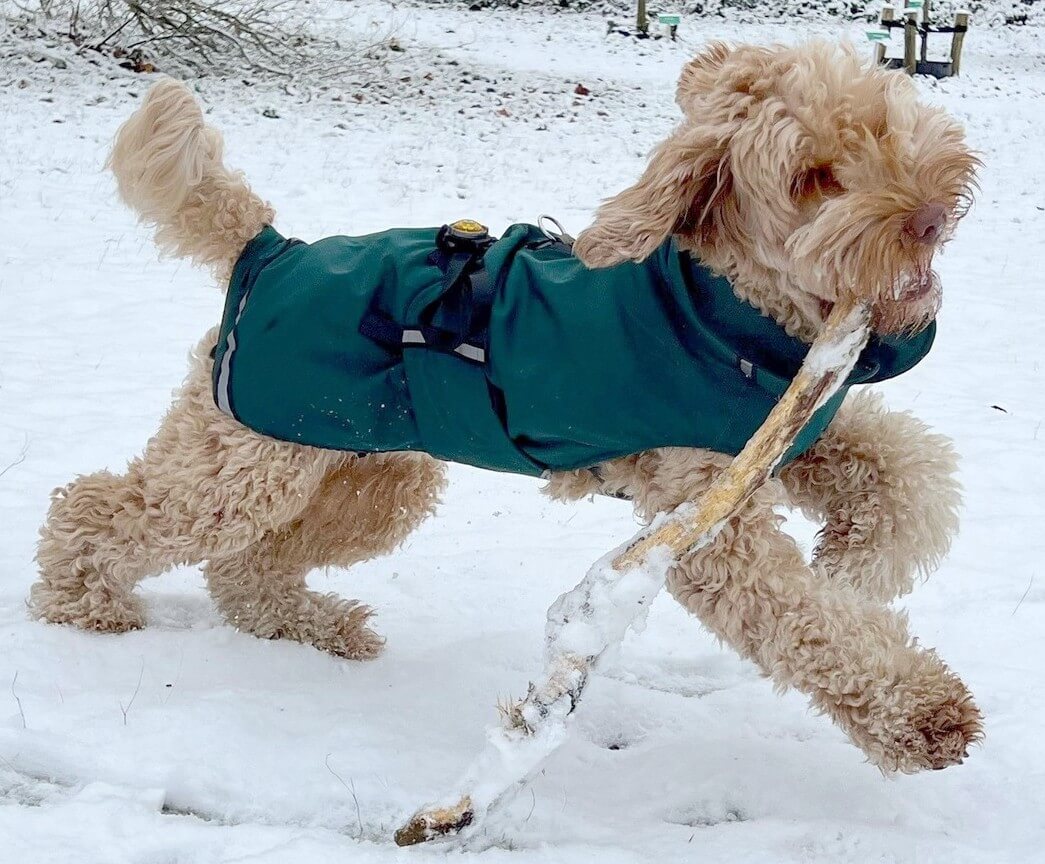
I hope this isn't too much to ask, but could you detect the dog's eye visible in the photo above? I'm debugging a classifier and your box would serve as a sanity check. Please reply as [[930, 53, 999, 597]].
[[792, 165, 844, 199]]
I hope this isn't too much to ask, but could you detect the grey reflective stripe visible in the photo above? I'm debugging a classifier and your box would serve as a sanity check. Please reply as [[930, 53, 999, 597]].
[[215, 292, 252, 417], [739, 358, 754, 380], [401, 329, 485, 363], [454, 343, 485, 363]]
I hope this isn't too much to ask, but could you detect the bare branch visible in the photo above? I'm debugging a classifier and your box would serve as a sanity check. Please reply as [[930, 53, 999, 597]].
[[4, 1, 399, 80], [118, 659, 145, 726], [11, 672, 27, 730], [324, 754, 363, 839], [1012, 573, 1035, 616], [0, 436, 30, 482]]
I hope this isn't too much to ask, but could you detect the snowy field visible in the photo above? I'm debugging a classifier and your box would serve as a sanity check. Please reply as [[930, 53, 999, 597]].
[[2, 2, 1044, 861]]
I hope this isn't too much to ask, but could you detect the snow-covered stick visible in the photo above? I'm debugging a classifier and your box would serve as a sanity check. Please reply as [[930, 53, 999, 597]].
[[394, 298, 872, 847]]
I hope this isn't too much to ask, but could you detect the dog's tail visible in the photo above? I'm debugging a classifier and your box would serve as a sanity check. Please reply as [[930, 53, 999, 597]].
[[107, 79, 274, 281]]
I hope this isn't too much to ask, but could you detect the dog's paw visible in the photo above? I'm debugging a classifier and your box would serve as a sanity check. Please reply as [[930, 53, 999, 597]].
[[316, 625, 385, 661], [311, 603, 385, 661], [29, 587, 146, 633], [894, 688, 983, 772], [859, 664, 983, 774]]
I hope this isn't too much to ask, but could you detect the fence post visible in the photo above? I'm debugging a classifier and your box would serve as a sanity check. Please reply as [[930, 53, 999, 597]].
[[951, 11, 969, 75], [877, 6, 896, 64], [636, 0, 648, 34], [904, 8, 918, 74], [920, 0, 931, 63]]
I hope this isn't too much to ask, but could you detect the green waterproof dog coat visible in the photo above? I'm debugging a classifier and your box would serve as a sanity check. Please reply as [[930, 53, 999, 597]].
[[212, 223, 935, 477]]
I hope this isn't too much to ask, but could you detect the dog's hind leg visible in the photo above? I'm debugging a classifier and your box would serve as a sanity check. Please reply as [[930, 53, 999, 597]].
[[32, 462, 156, 632], [31, 331, 337, 632], [202, 452, 445, 659], [779, 390, 961, 602]]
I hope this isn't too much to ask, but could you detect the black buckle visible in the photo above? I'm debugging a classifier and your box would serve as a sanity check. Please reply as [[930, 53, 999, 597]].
[[436, 220, 493, 256]]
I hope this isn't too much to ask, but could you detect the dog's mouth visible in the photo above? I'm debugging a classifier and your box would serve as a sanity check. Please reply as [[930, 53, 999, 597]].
[[871, 269, 942, 335], [891, 269, 939, 302]]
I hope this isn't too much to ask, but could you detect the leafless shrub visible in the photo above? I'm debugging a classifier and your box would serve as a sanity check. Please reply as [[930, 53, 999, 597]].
[[3, 0, 399, 79]]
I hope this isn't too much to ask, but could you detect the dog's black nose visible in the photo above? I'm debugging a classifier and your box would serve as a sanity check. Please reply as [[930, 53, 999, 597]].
[[904, 203, 948, 245]]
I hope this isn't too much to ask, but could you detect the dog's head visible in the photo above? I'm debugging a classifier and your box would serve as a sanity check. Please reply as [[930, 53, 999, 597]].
[[574, 42, 978, 337]]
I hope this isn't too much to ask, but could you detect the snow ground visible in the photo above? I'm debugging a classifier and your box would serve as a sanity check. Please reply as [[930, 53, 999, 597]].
[[1, 3, 1044, 861]]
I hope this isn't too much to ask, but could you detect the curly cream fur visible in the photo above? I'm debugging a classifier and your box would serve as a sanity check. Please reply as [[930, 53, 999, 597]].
[[107, 78, 275, 280], [34, 53, 981, 774], [780, 390, 962, 602], [575, 41, 978, 341], [203, 450, 444, 658], [32, 328, 445, 658]]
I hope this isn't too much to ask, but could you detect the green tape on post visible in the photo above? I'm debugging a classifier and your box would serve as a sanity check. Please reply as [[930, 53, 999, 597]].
[[657, 13, 681, 25], [866, 30, 890, 41]]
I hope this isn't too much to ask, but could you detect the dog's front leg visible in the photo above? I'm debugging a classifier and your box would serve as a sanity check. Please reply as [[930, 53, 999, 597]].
[[666, 475, 980, 773], [779, 390, 961, 602], [550, 447, 979, 771]]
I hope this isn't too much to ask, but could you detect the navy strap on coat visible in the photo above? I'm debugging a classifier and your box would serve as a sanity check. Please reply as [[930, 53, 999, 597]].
[[360, 224, 496, 364]]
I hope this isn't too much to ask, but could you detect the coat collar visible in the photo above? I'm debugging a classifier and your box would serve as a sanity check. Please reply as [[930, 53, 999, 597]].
[[669, 245, 936, 389]]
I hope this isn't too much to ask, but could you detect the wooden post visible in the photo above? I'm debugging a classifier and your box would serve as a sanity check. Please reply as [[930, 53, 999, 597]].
[[877, 6, 896, 65], [904, 9, 918, 75], [920, 0, 931, 63], [951, 11, 969, 76], [636, 0, 648, 34]]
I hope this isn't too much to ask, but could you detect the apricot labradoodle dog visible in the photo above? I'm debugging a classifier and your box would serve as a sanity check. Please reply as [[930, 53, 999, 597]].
[[32, 42, 982, 774]]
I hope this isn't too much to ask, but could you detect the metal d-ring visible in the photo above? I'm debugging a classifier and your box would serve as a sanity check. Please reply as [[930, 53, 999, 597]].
[[537, 214, 575, 247]]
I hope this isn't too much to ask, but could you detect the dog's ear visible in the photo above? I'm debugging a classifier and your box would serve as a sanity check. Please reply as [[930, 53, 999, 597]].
[[675, 41, 736, 117], [574, 125, 732, 269]]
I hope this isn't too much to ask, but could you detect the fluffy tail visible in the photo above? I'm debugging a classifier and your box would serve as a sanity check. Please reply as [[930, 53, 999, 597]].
[[107, 79, 274, 280]]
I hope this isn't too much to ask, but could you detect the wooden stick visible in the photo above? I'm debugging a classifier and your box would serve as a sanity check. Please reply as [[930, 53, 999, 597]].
[[613, 304, 869, 570], [394, 299, 872, 846], [904, 9, 919, 75], [951, 11, 969, 76]]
